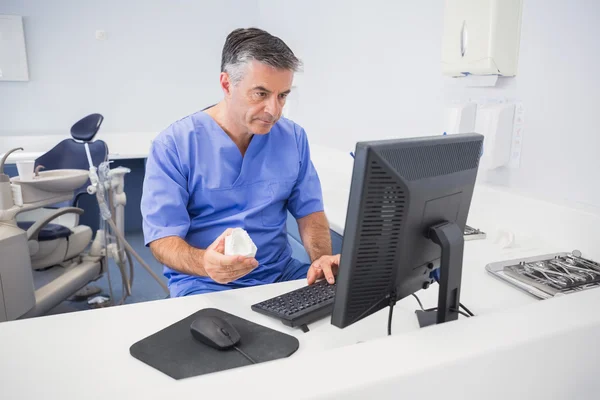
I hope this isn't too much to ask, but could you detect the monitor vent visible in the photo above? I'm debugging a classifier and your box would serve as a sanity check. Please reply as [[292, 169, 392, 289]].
[[346, 160, 406, 322], [378, 141, 481, 181]]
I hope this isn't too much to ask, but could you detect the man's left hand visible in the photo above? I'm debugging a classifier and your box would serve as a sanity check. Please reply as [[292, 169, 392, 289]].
[[307, 254, 341, 285]]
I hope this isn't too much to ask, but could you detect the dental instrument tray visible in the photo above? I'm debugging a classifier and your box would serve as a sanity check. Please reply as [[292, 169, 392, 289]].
[[486, 251, 600, 300], [464, 225, 486, 241]]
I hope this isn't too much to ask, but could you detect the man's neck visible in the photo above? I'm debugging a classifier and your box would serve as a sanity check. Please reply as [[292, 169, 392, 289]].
[[205, 102, 253, 155]]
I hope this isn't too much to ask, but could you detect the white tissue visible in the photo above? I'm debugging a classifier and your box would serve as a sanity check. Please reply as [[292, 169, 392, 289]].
[[224, 228, 257, 257], [494, 229, 516, 249]]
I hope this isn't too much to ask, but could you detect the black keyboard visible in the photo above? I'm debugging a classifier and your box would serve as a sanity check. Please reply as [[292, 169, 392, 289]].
[[251, 280, 336, 330]]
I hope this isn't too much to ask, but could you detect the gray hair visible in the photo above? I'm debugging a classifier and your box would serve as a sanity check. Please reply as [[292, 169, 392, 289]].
[[221, 28, 302, 85]]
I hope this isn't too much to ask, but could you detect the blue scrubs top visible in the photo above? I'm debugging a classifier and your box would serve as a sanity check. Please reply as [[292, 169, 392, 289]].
[[141, 111, 324, 297]]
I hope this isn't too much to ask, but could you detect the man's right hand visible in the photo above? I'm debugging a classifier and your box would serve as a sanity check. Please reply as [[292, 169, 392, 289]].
[[203, 228, 259, 284]]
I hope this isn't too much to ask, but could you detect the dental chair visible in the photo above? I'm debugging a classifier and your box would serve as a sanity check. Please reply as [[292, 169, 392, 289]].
[[16, 114, 108, 270], [1, 113, 169, 321], [0, 114, 110, 321]]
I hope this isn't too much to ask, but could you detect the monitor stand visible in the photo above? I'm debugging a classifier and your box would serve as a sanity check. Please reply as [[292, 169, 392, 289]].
[[415, 221, 464, 328]]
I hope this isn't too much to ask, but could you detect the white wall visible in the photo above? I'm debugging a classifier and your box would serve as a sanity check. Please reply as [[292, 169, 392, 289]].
[[445, 0, 600, 212], [0, 0, 258, 135], [258, 0, 446, 151], [2, 0, 599, 211], [258, 0, 600, 211]]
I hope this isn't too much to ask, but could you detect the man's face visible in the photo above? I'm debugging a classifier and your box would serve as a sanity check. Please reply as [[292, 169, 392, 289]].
[[223, 60, 293, 135]]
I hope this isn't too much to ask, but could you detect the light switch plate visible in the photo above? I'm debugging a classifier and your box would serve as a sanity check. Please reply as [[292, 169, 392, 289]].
[[509, 102, 524, 168]]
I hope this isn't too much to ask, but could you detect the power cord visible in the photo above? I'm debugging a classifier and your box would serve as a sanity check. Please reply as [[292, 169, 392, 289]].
[[388, 291, 397, 336], [459, 302, 475, 317], [412, 294, 425, 311], [432, 274, 476, 317], [452, 309, 472, 318], [391, 290, 473, 336], [233, 346, 256, 364], [414, 293, 473, 319], [387, 304, 394, 336]]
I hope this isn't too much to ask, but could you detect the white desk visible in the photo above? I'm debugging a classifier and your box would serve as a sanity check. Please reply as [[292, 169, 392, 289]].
[[2, 140, 600, 399], [1, 241, 599, 400], [0, 195, 587, 399]]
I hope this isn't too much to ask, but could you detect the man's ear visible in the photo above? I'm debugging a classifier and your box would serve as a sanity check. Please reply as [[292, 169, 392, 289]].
[[220, 72, 232, 96]]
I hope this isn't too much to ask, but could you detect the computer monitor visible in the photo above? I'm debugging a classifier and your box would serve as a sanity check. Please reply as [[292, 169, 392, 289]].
[[331, 133, 483, 329]]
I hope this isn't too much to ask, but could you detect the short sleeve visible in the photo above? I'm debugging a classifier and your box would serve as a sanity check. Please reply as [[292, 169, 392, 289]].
[[287, 126, 324, 219], [141, 139, 191, 246]]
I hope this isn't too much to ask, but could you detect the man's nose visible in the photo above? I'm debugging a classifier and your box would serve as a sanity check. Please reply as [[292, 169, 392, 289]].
[[264, 95, 280, 117]]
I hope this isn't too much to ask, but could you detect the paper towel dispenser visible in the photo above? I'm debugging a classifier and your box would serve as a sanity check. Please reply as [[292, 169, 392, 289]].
[[442, 0, 523, 77]]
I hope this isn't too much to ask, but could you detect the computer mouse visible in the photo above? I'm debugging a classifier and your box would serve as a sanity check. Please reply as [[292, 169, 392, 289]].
[[190, 315, 241, 350]]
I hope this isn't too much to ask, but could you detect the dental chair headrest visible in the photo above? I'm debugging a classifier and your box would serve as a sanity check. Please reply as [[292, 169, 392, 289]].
[[71, 113, 104, 142]]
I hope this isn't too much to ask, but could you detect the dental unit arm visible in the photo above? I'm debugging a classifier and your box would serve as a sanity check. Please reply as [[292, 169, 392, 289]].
[[86, 151, 169, 304]]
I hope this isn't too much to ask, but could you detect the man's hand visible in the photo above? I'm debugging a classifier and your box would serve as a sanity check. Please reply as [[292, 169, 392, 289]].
[[307, 254, 341, 285], [203, 228, 259, 284]]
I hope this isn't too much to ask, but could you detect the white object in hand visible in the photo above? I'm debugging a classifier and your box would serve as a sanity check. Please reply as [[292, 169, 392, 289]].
[[224, 228, 257, 257]]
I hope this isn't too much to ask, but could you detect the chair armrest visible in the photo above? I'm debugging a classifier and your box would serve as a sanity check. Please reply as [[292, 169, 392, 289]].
[[26, 207, 84, 241], [16, 207, 80, 228]]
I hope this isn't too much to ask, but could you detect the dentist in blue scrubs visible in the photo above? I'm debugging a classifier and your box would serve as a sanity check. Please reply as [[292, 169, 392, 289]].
[[141, 28, 340, 297]]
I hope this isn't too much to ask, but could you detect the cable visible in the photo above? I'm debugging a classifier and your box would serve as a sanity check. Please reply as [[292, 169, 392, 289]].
[[412, 294, 425, 311], [422, 307, 471, 318], [107, 186, 136, 296], [107, 217, 169, 294], [233, 346, 256, 364], [91, 167, 169, 295], [108, 188, 131, 305], [387, 290, 398, 336], [90, 160, 139, 303], [102, 221, 115, 304], [432, 274, 476, 317], [107, 190, 127, 304], [126, 249, 135, 290], [387, 303, 394, 336], [453, 309, 471, 318], [460, 303, 475, 317]]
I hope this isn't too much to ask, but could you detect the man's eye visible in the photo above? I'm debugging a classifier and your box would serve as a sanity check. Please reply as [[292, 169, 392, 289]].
[[279, 93, 289, 99], [255, 92, 267, 98]]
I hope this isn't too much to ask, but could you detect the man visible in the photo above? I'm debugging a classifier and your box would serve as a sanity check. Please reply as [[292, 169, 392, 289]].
[[141, 27, 340, 297]]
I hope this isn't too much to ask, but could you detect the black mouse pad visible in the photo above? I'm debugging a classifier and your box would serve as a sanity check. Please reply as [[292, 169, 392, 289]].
[[129, 308, 299, 380]]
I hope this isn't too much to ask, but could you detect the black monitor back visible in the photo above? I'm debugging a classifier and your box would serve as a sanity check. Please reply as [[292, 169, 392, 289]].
[[331, 133, 483, 329]]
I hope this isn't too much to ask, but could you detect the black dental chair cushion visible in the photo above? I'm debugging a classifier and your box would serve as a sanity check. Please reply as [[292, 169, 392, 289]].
[[17, 221, 72, 242]]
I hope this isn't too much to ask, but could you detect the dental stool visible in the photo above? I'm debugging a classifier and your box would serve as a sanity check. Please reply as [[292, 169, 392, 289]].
[[16, 113, 108, 270]]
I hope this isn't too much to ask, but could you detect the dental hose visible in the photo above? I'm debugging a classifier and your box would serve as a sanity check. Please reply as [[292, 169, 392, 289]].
[[89, 155, 169, 298], [96, 187, 168, 295], [102, 216, 115, 304], [108, 188, 132, 304], [126, 247, 135, 294], [111, 184, 136, 293], [106, 217, 169, 294], [109, 188, 142, 301]]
